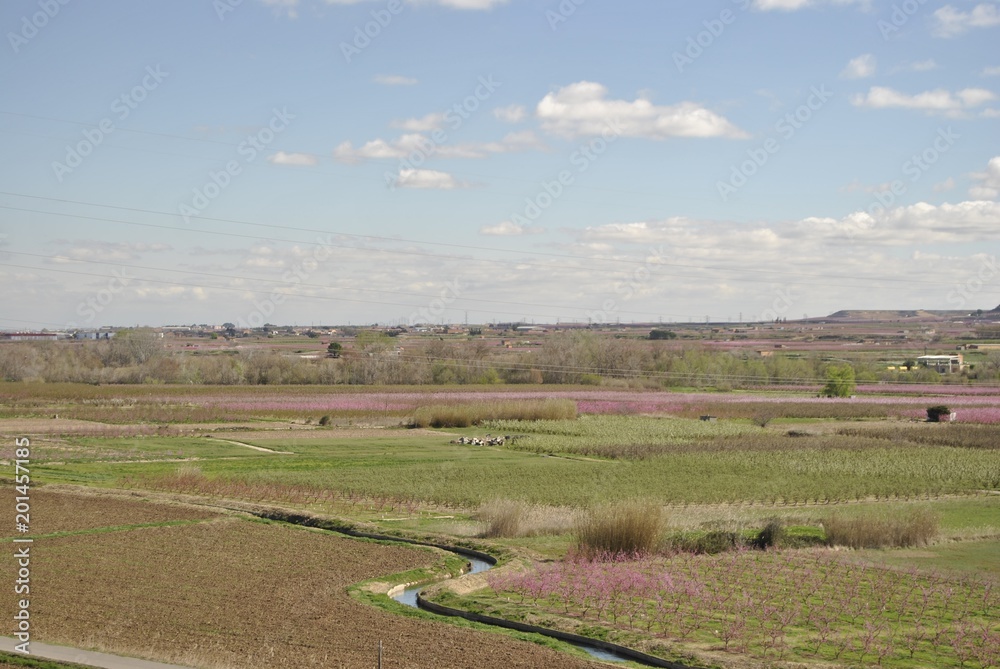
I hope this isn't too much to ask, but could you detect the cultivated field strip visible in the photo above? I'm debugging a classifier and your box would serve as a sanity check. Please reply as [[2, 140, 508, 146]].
[[7, 490, 601, 669]]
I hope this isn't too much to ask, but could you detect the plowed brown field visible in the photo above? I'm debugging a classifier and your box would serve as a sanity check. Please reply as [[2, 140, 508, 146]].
[[8, 489, 220, 535], [10, 491, 598, 669]]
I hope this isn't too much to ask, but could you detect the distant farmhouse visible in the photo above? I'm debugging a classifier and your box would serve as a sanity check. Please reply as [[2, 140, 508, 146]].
[[1, 332, 60, 342], [916, 354, 964, 373]]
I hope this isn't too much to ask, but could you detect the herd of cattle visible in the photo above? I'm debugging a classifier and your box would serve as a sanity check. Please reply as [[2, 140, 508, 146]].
[[449, 434, 521, 447]]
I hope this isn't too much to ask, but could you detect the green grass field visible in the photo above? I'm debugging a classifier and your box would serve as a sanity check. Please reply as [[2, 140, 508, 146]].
[[32, 415, 999, 511], [6, 385, 999, 669]]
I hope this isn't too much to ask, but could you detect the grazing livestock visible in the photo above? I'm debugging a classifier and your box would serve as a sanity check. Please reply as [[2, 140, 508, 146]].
[[449, 434, 519, 446]]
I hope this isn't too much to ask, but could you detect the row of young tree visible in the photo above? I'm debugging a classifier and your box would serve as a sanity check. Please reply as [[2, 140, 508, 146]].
[[1, 330, 998, 386]]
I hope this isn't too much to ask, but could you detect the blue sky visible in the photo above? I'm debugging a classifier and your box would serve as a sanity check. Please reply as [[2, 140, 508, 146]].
[[1, 0, 998, 328]]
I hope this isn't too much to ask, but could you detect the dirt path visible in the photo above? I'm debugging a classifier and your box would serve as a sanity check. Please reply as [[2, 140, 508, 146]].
[[205, 437, 293, 454], [0, 637, 193, 669]]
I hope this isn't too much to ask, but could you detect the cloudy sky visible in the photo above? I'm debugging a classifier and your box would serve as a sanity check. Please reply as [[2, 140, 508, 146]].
[[1, 0, 998, 329]]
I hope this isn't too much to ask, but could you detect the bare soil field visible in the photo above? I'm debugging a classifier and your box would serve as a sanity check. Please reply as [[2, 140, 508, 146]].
[[8, 492, 598, 669], [0, 418, 131, 436], [2, 488, 221, 536]]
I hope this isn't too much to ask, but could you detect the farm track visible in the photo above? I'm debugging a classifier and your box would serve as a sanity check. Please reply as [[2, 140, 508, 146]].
[[0, 638, 194, 669], [204, 436, 293, 454]]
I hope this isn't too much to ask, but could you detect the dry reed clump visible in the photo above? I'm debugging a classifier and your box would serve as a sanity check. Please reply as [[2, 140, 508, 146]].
[[476, 500, 578, 538], [410, 398, 577, 428], [477, 499, 527, 538], [575, 501, 664, 557], [822, 507, 939, 549], [174, 464, 205, 482]]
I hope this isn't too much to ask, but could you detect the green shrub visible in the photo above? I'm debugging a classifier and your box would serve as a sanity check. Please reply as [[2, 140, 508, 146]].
[[926, 405, 951, 422], [751, 519, 786, 550], [822, 364, 856, 397], [666, 530, 742, 554], [318, 415, 331, 426]]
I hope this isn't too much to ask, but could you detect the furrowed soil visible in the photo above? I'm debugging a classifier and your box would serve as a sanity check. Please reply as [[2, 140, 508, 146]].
[[6, 490, 598, 669], [4, 488, 221, 535]]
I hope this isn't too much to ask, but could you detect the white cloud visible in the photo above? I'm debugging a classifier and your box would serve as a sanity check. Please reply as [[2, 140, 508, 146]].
[[333, 130, 544, 163], [536, 81, 747, 140], [982, 108, 1000, 118], [969, 156, 1000, 199], [493, 104, 526, 123], [933, 177, 956, 192], [840, 54, 876, 79], [326, 0, 507, 6], [909, 59, 938, 71], [958, 88, 997, 106], [406, 0, 508, 7], [390, 112, 447, 132], [480, 220, 543, 236], [932, 3, 1000, 37], [267, 151, 319, 167], [574, 200, 1000, 261], [984, 66, 1000, 77], [751, 0, 870, 10], [245, 257, 286, 269], [839, 179, 896, 195], [891, 59, 938, 73], [395, 168, 468, 189], [851, 86, 996, 114], [374, 74, 418, 86], [51, 241, 171, 263], [260, 0, 299, 17]]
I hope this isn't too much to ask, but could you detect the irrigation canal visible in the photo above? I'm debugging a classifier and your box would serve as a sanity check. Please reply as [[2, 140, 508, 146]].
[[255, 509, 693, 668]]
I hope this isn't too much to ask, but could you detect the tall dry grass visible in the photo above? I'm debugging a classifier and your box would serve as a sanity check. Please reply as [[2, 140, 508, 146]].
[[476, 499, 578, 538], [575, 501, 664, 557], [410, 398, 576, 428], [477, 499, 528, 538], [823, 507, 939, 549]]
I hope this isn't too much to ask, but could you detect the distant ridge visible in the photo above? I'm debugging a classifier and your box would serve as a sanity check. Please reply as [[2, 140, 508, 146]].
[[824, 309, 977, 321]]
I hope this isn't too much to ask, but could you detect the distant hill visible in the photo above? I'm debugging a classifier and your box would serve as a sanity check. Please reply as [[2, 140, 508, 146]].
[[824, 309, 975, 321]]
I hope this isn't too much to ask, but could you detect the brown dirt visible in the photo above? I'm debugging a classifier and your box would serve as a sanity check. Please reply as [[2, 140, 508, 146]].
[[0, 418, 123, 435], [6, 491, 598, 669], [2, 488, 221, 536]]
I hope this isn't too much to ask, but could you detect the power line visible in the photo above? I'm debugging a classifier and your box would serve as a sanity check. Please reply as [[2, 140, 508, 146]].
[[0, 193, 955, 290]]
